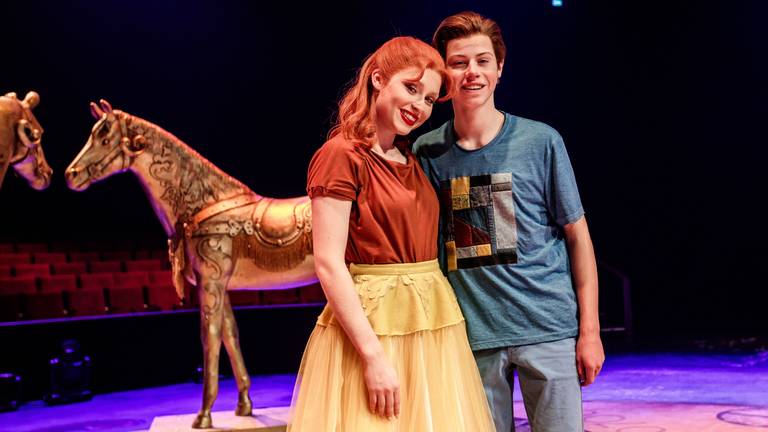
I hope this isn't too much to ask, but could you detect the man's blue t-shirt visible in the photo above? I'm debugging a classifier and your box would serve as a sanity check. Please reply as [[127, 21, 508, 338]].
[[413, 113, 584, 350]]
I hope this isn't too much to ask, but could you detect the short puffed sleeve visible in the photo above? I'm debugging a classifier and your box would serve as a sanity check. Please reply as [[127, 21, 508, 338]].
[[306, 136, 360, 201]]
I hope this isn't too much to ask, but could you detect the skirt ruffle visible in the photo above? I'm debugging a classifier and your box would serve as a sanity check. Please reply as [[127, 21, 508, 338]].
[[288, 260, 494, 431]]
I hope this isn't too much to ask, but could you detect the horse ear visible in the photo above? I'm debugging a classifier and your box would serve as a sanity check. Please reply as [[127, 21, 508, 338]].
[[90, 102, 105, 119], [99, 99, 113, 113], [22, 91, 40, 109]]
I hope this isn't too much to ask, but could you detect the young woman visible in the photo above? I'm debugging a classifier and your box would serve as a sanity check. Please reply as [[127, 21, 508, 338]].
[[288, 36, 494, 431]]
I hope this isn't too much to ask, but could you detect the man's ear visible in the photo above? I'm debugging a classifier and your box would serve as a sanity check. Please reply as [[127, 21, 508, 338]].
[[371, 69, 384, 91]]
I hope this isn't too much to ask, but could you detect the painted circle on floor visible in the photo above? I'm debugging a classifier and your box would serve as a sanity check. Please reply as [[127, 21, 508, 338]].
[[718, 407, 768, 427]]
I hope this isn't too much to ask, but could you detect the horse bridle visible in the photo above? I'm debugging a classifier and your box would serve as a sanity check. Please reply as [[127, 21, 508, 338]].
[[9, 114, 46, 176], [84, 112, 147, 178]]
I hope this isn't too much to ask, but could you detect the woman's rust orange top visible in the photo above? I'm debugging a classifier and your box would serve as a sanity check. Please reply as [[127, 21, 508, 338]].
[[307, 135, 439, 264]]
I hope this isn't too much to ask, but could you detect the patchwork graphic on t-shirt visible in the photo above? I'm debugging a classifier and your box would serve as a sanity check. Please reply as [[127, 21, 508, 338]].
[[440, 173, 518, 270]]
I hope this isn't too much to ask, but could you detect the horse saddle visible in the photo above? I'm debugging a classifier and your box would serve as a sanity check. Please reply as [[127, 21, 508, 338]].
[[187, 194, 312, 248], [251, 196, 311, 247]]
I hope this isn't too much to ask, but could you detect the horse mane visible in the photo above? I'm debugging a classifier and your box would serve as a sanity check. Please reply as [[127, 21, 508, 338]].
[[115, 111, 259, 228], [127, 113, 252, 193]]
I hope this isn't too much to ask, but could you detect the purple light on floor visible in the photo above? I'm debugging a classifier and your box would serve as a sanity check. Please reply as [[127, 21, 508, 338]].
[[0, 374, 296, 432], [1, 354, 767, 431]]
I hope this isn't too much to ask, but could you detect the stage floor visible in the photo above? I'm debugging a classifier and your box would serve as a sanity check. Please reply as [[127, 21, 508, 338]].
[[0, 352, 766, 431]]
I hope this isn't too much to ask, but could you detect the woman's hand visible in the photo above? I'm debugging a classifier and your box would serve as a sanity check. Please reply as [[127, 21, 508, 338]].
[[313, 196, 400, 419], [363, 351, 400, 419]]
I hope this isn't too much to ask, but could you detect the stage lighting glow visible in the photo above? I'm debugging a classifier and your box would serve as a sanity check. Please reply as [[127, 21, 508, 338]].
[[44, 339, 92, 405], [553, 0, 563, 6], [0, 373, 22, 411]]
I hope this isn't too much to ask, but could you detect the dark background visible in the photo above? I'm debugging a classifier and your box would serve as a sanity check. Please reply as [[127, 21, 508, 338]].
[[1, 0, 766, 341]]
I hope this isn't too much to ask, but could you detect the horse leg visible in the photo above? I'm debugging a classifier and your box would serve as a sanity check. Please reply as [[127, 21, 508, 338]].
[[221, 294, 253, 416], [191, 236, 233, 429]]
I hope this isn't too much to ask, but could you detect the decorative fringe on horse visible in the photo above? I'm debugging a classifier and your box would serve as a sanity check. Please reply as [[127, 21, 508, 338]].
[[232, 230, 313, 272]]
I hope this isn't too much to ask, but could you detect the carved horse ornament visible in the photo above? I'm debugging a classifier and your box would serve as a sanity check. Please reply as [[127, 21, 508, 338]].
[[0, 91, 52, 190], [65, 100, 317, 429]]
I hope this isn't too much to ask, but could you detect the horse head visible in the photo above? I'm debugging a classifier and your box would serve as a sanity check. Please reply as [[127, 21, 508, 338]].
[[0, 91, 52, 190], [65, 99, 147, 191]]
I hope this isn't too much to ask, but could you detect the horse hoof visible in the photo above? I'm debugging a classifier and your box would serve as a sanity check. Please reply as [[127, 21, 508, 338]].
[[192, 412, 212, 429], [235, 393, 253, 416]]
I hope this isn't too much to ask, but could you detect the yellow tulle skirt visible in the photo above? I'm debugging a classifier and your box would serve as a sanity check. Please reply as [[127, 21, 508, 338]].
[[288, 260, 495, 431]]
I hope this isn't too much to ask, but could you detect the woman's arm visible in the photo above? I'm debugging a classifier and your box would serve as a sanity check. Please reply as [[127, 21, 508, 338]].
[[312, 196, 400, 419]]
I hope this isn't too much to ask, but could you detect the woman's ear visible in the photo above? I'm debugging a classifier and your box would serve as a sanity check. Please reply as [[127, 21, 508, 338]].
[[371, 69, 384, 91]]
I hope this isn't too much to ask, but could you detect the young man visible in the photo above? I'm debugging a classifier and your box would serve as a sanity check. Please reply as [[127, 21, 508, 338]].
[[414, 11, 605, 431]]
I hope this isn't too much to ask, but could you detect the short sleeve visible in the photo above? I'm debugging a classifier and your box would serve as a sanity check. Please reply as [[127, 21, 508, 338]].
[[306, 137, 359, 201], [546, 133, 584, 226]]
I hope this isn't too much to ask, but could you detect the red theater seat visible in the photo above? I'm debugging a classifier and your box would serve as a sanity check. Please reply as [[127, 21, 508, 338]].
[[0, 276, 37, 294], [65, 289, 107, 316], [14, 263, 50, 278], [0, 244, 13, 253], [33, 252, 67, 264], [39, 275, 78, 292], [24, 292, 67, 320], [147, 280, 182, 311], [125, 259, 163, 272], [89, 261, 123, 274], [0, 253, 30, 265], [52, 262, 87, 276], [148, 270, 173, 284], [0, 265, 12, 277], [114, 271, 150, 290], [108, 287, 146, 313], [79, 273, 115, 291]]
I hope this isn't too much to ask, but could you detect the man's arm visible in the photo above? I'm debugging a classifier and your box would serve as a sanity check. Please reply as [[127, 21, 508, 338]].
[[563, 215, 605, 386]]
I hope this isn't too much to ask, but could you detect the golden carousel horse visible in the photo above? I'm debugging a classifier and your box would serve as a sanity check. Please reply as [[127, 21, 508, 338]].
[[0, 91, 52, 190], [65, 100, 317, 428]]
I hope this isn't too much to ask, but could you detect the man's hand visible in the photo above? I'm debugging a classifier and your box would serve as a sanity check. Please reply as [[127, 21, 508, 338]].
[[576, 334, 605, 386]]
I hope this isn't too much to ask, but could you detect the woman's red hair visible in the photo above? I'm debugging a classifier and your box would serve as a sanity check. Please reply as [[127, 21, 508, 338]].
[[329, 36, 450, 146]]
